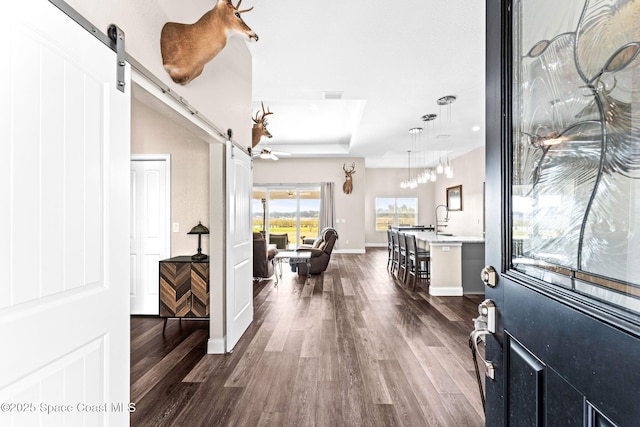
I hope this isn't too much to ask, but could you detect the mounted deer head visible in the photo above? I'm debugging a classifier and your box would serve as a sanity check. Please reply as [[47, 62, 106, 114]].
[[251, 102, 273, 148], [343, 163, 356, 194], [160, 0, 258, 85]]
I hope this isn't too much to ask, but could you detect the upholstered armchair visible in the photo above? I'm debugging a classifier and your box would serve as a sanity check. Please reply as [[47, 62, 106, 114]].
[[253, 232, 278, 279], [293, 227, 338, 275], [269, 233, 290, 249]]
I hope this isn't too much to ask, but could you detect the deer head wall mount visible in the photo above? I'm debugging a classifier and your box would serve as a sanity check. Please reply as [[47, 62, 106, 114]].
[[343, 163, 356, 194], [160, 0, 258, 85], [252, 102, 273, 148]]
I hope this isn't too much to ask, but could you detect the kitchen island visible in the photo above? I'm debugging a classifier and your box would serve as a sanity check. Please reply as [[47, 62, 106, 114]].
[[410, 231, 485, 296]]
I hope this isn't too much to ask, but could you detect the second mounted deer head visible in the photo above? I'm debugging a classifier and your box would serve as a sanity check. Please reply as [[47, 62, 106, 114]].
[[343, 163, 356, 194], [160, 0, 258, 85], [252, 102, 273, 148]]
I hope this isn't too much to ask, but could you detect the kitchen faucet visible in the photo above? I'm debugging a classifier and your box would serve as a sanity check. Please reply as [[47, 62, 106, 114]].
[[435, 204, 450, 235]]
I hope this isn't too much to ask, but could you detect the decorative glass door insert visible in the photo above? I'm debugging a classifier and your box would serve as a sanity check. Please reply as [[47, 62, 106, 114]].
[[511, 0, 640, 315]]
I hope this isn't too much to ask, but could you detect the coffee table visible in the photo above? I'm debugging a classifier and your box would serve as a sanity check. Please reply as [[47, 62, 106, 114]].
[[272, 250, 312, 286]]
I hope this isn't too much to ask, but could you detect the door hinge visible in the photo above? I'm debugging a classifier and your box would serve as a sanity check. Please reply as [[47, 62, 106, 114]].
[[108, 24, 126, 93]]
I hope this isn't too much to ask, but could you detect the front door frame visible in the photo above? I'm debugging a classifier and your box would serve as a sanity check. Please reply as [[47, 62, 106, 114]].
[[484, 1, 509, 422], [485, 0, 640, 425]]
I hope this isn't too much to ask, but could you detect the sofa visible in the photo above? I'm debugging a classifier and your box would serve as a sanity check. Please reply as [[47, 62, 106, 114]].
[[253, 232, 278, 279], [293, 227, 338, 275]]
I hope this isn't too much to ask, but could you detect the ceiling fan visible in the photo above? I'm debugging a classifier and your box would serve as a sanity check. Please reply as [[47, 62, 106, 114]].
[[252, 146, 291, 161]]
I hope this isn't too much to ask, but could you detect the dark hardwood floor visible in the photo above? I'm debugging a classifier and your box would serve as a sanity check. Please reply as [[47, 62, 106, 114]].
[[130, 248, 486, 426]]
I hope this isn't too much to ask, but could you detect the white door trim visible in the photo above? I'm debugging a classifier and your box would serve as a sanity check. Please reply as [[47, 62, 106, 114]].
[[130, 154, 171, 314]]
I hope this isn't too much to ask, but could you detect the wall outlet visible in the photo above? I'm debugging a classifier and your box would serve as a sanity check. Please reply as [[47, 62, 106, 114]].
[[345, 240, 349, 244], [172, 222, 180, 233], [442, 246, 450, 252]]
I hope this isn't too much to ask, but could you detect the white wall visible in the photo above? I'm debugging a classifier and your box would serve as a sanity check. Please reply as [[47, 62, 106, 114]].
[[255, 148, 485, 250], [131, 98, 210, 257], [364, 169, 436, 246], [253, 157, 366, 252], [66, 0, 253, 147], [365, 146, 486, 245], [434, 146, 486, 236]]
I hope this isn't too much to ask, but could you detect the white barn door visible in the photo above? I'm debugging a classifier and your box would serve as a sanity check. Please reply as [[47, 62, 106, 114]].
[[130, 156, 170, 315], [0, 1, 130, 426], [225, 143, 253, 351]]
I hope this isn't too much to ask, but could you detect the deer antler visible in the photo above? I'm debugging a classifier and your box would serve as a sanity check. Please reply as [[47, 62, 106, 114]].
[[253, 101, 273, 123], [343, 162, 356, 174], [236, 0, 254, 13], [261, 101, 273, 118]]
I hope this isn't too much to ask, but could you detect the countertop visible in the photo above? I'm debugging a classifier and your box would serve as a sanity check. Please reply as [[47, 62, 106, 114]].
[[409, 231, 485, 244]]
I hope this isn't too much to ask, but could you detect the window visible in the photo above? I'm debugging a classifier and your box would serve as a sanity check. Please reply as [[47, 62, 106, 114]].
[[253, 185, 321, 247], [375, 197, 418, 231]]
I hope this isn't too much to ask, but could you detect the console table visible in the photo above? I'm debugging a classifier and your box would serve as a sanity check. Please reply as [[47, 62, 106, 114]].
[[159, 256, 209, 334]]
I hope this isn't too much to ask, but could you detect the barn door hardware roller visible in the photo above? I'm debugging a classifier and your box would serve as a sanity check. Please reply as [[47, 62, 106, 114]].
[[108, 24, 126, 93]]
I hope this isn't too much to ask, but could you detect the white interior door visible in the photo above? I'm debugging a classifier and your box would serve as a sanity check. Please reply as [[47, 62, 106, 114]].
[[225, 143, 253, 351], [0, 2, 130, 425], [130, 156, 170, 315]]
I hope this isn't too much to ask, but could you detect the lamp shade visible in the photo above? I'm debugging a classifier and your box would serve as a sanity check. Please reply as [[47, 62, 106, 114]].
[[188, 222, 209, 235]]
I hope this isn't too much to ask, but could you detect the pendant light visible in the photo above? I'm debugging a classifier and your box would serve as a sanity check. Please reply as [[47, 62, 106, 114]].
[[400, 127, 423, 188], [436, 95, 456, 179]]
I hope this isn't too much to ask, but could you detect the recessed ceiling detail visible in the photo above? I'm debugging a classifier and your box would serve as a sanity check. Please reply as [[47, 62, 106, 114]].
[[251, 100, 366, 151], [246, 1, 486, 167], [323, 91, 344, 100]]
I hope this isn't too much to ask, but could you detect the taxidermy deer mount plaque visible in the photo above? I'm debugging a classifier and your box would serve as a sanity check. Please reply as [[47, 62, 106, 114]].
[[343, 163, 356, 194], [160, 0, 258, 85], [252, 102, 273, 148]]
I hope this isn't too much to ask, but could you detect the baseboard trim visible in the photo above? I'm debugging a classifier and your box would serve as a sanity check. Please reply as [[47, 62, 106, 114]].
[[429, 286, 464, 296], [207, 337, 226, 354], [333, 249, 366, 254], [365, 243, 387, 248]]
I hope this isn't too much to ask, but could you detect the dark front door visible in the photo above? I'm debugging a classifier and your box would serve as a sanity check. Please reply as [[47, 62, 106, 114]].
[[483, 0, 640, 425]]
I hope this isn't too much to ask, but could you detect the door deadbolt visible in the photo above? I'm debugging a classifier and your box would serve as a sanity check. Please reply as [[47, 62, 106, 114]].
[[481, 265, 498, 287]]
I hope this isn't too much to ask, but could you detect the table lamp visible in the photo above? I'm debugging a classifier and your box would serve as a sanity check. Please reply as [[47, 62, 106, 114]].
[[188, 221, 209, 260]]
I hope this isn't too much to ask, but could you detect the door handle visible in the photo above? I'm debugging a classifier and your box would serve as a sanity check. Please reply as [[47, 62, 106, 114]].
[[470, 299, 496, 380], [481, 265, 498, 287], [471, 329, 495, 380]]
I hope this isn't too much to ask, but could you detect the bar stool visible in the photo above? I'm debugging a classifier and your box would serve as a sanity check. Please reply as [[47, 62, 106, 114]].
[[386, 229, 394, 271], [391, 231, 400, 276], [397, 232, 409, 283], [406, 233, 430, 291]]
